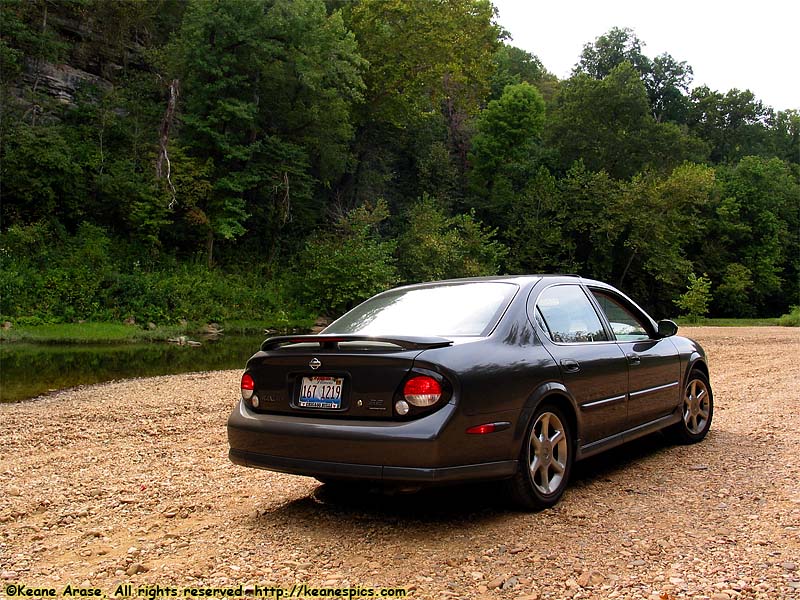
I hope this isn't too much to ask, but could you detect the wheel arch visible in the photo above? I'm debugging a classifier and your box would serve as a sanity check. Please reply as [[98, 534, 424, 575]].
[[515, 382, 580, 454], [686, 355, 710, 384]]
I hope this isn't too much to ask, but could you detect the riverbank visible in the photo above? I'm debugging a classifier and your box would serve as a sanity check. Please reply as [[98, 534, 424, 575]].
[[0, 318, 313, 344], [0, 334, 268, 403], [0, 319, 316, 403], [1, 327, 798, 598], [2, 315, 793, 346]]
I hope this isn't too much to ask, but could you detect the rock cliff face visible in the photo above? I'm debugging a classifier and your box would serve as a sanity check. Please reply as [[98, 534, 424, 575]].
[[10, 8, 147, 110], [20, 58, 112, 106]]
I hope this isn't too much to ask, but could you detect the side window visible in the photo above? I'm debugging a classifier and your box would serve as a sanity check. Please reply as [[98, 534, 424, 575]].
[[536, 285, 609, 343], [591, 290, 651, 341]]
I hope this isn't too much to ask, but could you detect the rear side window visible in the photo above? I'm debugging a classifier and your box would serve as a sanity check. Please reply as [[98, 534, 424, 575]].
[[536, 285, 608, 343], [326, 282, 518, 337]]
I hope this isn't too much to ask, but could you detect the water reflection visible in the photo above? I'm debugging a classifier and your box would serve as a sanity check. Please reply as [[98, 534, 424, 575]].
[[0, 335, 265, 403]]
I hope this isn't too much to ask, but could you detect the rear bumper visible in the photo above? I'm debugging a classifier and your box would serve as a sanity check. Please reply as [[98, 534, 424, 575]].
[[229, 448, 517, 483], [227, 400, 518, 484]]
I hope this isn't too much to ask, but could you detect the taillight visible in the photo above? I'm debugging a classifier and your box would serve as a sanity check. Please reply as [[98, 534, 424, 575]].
[[403, 376, 442, 407], [241, 373, 255, 401]]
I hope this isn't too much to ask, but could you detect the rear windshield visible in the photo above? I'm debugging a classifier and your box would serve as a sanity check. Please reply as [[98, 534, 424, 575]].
[[325, 282, 518, 337]]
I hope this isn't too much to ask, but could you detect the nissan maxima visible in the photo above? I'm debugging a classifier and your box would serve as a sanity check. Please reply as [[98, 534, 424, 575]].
[[227, 275, 713, 510]]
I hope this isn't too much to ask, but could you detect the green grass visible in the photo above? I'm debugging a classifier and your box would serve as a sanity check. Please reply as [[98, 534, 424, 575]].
[[0, 317, 315, 344], [674, 317, 781, 327], [0, 322, 189, 344]]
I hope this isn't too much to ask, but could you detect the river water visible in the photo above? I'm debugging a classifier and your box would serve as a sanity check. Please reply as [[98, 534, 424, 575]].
[[0, 335, 266, 402]]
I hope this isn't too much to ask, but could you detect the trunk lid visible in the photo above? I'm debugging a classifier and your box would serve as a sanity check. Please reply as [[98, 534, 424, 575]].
[[245, 335, 452, 419]]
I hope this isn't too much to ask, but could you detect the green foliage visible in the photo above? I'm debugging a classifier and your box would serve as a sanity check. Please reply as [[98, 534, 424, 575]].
[[771, 110, 800, 164], [396, 195, 507, 282], [701, 156, 799, 316], [1, 9, 797, 328], [675, 273, 713, 321], [646, 53, 693, 123], [490, 44, 558, 103], [288, 201, 399, 317], [345, 0, 500, 126], [716, 263, 754, 317], [341, 0, 500, 208], [0, 222, 293, 325], [575, 27, 651, 79], [469, 82, 546, 225], [506, 163, 624, 277], [0, 0, 70, 78], [777, 306, 800, 327], [619, 163, 715, 289], [575, 28, 694, 126], [547, 63, 707, 179], [688, 87, 775, 163], [169, 0, 364, 263]]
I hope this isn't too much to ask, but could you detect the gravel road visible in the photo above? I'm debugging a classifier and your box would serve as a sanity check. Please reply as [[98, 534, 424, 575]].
[[1, 327, 798, 599]]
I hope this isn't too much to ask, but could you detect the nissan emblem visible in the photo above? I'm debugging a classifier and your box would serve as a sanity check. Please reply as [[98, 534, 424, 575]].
[[309, 358, 321, 370]]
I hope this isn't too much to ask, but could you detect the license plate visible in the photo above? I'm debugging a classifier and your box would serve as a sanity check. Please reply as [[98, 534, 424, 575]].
[[298, 376, 344, 409]]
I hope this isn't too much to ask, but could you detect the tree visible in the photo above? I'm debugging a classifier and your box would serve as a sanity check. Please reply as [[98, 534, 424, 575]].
[[344, 0, 500, 128], [574, 27, 650, 79], [468, 82, 546, 226], [613, 163, 716, 314], [645, 53, 693, 124], [396, 195, 507, 282], [701, 156, 799, 315], [553, 162, 624, 280], [716, 263, 754, 317], [575, 28, 695, 126], [548, 63, 706, 179], [489, 43, 558, 103], [688, 87, 774, 163], [170, 0, 364, 265], [675, 273, 712, 321], [503, 163, 624, 278], [289, 201, 398, 316], [769, 109, 800, 165], [340, 0, 500, 206]]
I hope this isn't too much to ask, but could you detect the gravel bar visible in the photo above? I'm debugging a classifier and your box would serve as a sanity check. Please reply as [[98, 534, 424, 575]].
[[1, 327, 799, 599]]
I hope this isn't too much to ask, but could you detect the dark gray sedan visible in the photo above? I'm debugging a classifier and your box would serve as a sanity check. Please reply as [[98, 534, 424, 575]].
[[227, 275, 713, 509]]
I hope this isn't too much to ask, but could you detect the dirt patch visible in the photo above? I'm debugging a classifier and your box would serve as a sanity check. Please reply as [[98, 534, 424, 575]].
[[1, 327, 798, 599]]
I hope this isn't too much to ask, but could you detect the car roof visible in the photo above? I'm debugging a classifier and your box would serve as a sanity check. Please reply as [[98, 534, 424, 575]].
[[387, 274, 600, 292]]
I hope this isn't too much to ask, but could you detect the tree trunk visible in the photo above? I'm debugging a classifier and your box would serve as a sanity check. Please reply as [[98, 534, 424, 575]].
[[206, 230, 214, 269], [619, 247, 637, 287]]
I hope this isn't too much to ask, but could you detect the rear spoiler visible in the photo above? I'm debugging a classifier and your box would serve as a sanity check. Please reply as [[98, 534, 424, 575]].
[[261, 334, 453, 352]]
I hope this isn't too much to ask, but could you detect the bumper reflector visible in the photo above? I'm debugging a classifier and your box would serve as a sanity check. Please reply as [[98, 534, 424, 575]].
[[466, 421, 511, 435]]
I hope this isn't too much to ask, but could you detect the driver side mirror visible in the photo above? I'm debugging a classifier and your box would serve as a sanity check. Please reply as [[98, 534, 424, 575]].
[[657, 319, 678, 338]]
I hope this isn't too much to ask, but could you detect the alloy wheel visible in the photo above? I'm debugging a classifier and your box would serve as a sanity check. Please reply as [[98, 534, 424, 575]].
[[683, 378, 711, 435], [529, 411, 568, 495]]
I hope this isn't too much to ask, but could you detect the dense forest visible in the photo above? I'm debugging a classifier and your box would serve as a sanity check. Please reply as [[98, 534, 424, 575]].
[[1, 0, 798, 326]]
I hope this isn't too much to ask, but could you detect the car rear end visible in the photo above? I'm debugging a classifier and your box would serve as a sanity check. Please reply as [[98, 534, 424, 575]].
[[227, 280, 525, 484]]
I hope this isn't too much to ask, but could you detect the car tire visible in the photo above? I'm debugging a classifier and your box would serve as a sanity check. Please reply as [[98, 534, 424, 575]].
[[507, 403, 574, 511], [666, 369, 713, 444]]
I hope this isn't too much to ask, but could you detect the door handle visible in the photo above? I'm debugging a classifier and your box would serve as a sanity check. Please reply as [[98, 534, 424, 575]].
[[627, 353, 641, 366], [560, 359, 581, 373]]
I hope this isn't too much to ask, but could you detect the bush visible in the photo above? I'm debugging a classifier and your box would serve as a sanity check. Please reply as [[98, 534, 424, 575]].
[[675, 273, 712, 322], [778, 306, 800, 327], [0, 221, 296, 326], [287, 201, 398, 317], [716, 263, 754, 317], [396, 195, 508, 283]]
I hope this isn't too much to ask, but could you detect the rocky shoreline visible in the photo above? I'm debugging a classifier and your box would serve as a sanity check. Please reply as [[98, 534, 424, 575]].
[[1, 327, 798, 599]]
